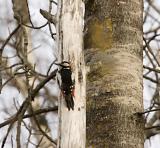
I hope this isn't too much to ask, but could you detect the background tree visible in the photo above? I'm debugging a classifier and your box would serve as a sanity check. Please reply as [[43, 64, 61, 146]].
[[85, 0, 144, 147]]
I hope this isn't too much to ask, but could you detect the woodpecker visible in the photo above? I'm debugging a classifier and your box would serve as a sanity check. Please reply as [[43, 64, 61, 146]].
[[58, 61, 74, 110]]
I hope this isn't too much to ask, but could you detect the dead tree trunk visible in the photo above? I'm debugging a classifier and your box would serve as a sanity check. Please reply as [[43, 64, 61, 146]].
[[57, 0, 86, 148]]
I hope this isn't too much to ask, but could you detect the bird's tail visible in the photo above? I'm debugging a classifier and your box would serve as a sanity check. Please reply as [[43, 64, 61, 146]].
[[65, 94, 74, 110]]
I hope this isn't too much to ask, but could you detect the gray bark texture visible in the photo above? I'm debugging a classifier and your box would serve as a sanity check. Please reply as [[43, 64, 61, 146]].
[[85, 0, 144, 147]]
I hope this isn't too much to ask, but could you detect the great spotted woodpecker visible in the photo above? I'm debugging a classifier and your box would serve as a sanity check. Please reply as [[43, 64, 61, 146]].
[[58, 61, 75, 110]]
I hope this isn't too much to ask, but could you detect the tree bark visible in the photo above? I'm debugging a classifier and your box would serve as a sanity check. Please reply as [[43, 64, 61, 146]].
[[85, 0, 144, 147], [57, 0, 86, 148]]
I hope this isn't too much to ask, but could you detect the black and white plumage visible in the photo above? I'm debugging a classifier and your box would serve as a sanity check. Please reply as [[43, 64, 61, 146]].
[[59, 61, 74, 110]]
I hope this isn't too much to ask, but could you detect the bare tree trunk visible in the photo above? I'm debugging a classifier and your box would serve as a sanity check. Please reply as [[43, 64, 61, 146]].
[[57, 0, 86, 148], [85, 0, 144, 147]]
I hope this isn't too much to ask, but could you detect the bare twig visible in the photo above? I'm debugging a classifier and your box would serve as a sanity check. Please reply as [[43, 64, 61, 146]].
[[143, 75, 158, 84], [0, 24, 21, 53], [22, 22, 48, 29], [1, 123, 14, 148], [29, 104, 57, 147], [145, 125, 160, 130], [30, 69, 58, 100], [40, 9, 57, 25], [136, 108, 160, 115]]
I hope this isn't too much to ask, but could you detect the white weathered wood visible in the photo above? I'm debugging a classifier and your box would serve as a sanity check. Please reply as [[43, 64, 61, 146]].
[[57, 0, 86, 148]]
